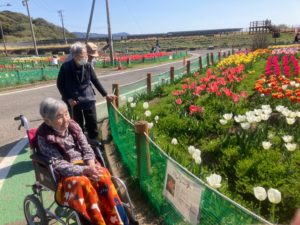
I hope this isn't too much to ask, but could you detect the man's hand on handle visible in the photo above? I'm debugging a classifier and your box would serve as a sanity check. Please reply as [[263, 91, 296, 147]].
[[106, 95, 117, 103], [67, 99, 78, 107]]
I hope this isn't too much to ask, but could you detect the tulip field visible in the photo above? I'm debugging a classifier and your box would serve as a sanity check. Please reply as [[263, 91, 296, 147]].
[[120, 46, 300, 224]]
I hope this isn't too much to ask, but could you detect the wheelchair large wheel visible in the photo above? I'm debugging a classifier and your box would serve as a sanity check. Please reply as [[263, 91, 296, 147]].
[[24, 195, 48, 225]]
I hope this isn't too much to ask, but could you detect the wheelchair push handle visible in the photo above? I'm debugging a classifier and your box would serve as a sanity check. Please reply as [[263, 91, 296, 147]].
[[14, 114, 29, 131]]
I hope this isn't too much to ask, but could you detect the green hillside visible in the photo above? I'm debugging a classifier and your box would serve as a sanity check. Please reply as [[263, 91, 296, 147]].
[[0, 10, 76, 42]]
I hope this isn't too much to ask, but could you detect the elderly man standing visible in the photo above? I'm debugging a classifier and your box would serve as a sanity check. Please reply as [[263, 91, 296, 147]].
[[57, 42, 114, 143]]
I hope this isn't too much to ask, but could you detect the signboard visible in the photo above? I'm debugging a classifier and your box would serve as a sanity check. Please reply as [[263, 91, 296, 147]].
[[163, 160, 203, 225]]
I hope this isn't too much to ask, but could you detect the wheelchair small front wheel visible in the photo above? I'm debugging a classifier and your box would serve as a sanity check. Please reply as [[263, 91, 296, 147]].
[[24, 194, 47, 225]]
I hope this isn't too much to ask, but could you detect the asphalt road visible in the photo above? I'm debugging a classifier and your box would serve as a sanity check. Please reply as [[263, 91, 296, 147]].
[[0, 50, 217, 160]]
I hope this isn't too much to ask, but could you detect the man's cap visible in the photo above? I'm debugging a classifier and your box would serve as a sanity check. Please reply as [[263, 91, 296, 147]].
[[86, 42, 99, 57]]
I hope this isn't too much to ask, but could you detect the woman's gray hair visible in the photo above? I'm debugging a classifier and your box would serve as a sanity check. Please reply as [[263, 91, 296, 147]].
[[70, 42, 86, 58], [40, 97, 68, 120]]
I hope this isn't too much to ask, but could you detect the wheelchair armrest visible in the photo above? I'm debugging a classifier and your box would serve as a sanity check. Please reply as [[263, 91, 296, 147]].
[[30, 154, 53, 165]]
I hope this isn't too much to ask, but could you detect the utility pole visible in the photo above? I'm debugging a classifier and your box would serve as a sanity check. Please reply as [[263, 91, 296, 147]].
[[0, 3, 11, 56], [85, 0, 95, 43], [0, 22, 7, 56], [58, 10, 67, 44], [105, 0, 114, 65], [22, 0, 38, 56]]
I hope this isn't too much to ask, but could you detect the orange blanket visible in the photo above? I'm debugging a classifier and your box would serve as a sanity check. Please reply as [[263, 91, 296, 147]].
[[55, 168, 128, 225]]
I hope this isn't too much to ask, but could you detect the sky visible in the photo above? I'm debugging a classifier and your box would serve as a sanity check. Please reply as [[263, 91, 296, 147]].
[[2, 0, 300, 34]]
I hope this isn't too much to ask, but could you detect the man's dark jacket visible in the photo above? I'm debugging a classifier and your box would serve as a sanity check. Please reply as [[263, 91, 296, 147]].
[[57, 60, 107, 109]]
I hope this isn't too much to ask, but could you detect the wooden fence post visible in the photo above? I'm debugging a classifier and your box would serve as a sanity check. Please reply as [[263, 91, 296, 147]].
[[210, 52, 214, 65], [199, 56, 202, 70], [218, 51, 221, 62], [147, 73, 152, 94], [170, 67, 174, 83], [228, 50, 231, 57], [206, 53, 210, 67], [223, 51, 226, 58], [232, 48, 235, 55], [135, 121, 151, 179], [112, 84, 119, 108], [186, 60, 190, 74]]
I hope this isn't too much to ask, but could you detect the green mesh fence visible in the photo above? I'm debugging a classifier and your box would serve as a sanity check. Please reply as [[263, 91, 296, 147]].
[[190, 59, 200, 73], [0, 68, 59, 88], [119, 78, 147, 97], [152, 71, 171, 88], [107, 103, 272, 225], [108, 104, 137, 177]]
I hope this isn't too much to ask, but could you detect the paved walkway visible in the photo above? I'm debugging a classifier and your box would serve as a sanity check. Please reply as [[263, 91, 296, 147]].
[[0, 141, 33, 225]]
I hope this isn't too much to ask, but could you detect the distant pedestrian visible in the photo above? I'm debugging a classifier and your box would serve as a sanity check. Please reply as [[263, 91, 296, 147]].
[[51, 55, 59, 66], [294, 33, 299, 43], [86, 42, 99, 68]]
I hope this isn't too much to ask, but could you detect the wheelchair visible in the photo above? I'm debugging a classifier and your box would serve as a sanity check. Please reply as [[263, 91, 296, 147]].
[[15, 114, 138, 225]]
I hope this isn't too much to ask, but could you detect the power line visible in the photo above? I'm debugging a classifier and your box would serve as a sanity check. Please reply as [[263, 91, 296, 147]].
[[58, 10, 67, 44]]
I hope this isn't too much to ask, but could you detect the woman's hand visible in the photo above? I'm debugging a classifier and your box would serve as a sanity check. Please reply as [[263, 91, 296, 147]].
[[83, 164, 104, 182]]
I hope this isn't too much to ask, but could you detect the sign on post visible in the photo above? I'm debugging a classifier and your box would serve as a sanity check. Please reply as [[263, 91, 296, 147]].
[[163, 160, 203, 225]]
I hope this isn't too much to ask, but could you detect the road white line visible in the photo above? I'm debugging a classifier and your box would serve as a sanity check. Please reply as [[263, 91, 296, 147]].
[[0, 137, 28, 191], [0, 84, 56, 96]]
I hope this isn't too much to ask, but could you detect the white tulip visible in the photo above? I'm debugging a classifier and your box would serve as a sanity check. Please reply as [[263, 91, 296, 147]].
[[261, 113, 270, 121], [120, 96, 127, 102], [260, 94, 265, 97], [171, 138, 178, 145], [282, 109, 291, 117], [206, 173, 222, 189], [219, 119, 227, 125], [130, 102, 136, 108], [223, 113, 233, 120], [154, 115, 159, 122], [127, 97, 134, 103], [286, 117, 296, 125], [188, 146, 196, 155], [262, 141, 272, 150], [296, 111, 300, 118], [234, 115, 246, 123], [289, 112, 297, 118], [253, 187, 267, 201], [145, 110, 151, 117], [143, 102, 149, 109], [262, 108, 272, 115], [246, 115, 256, 123], [194, 156, 202, 165], [147, 122, 153, 129], [267, 188, 281, 204], [295, 83, 300, 88], [261, 105, 271, 110], [275, 105, 285, 113], [282, 135, 293, 143], [254, 109, 262, 116], [282, 85, 288, 90], [255, 115, 262, 123], [285, 143, 297, 151], [241, 122, 250, 130], [192, 149, 201, 159]]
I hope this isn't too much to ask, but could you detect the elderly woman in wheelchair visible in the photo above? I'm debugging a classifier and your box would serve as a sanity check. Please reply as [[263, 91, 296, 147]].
[[35, 97, 129, 225]]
